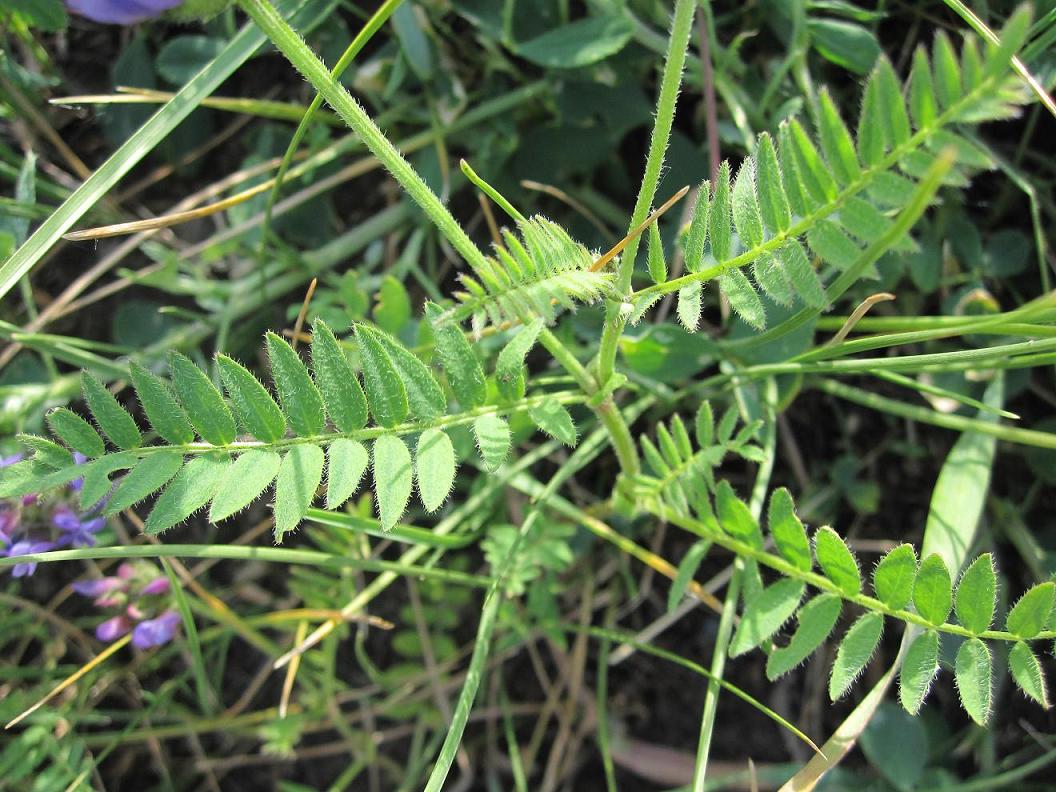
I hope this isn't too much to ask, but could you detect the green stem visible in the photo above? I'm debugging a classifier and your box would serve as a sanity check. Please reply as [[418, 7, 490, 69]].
[[595, 0, 696, 387], [692, 378, 778, 788], [0, 544, 489, 587], [257, 0, 405, 261], [238, 0, 488, 271]]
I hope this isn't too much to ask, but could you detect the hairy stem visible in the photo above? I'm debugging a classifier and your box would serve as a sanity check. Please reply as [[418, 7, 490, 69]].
[[595, 0, 696, 387]]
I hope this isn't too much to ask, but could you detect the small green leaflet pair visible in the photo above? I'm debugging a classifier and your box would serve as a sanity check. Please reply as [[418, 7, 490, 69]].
[[639, 15, 1031, 331], [654, 485, 1055, 725], [0, 317, 578, 538]]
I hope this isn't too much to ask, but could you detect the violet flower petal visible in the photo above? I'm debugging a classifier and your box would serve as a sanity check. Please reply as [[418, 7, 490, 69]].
[[131, 610, 181, 648], [140, 577, 170, 596], [96, 615, 132, 642], [67, 0, 183, 24]]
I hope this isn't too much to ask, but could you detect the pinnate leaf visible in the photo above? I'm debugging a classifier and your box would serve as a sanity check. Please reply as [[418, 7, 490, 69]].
[[767, 593, 842, 679], [814, 526, 861, 595], [374, 328, 446, 421], [106, 451, 183, 515], [496, 319, 543, 402], [46, 408, 104, 458], [1008, 641, 1049, 708], [310, 320, 368, 432], [146, 454, 227, 534], [718, 268, 765, 330], [730, 578, 805, 657], [899, 630, 940, 714], [954, 553, 996, 634], [325, 438, 368, 510], [130, 362, 194, 445], [425, 302, 486, 409], [169, 352, 236, 446], [817, 88, 860, 186], [209, 450, 281, 522], [873, 544, 918, 610], [676, 283, 702, 332], [913, 553, 953, 626], [216, 355, 286, 443], [354, 323, 408, 428], [755, 133, 790, 234], [955, 638, 992, 725], [374, 434, 413, 531], [81, 372, 141, 450], [829, 612, 884, 700], [266, 332, 326, 437], [716, 480, 762, 548], [768, 487, 812, 572], [646, 221, 666, 283], [274, 444, 325, 541], [1006, 582, 1055, 639], [528, 398, 577, 447], [474, 414, 510, 472], [708, 162, 732, 261], [731, 159, 764, 248], [415, 428, 456, 513]]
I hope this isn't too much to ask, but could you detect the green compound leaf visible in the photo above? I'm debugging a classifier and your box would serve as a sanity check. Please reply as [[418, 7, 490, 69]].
[[730, 578, 805, 658], [955, 638, 992, 725], [216, 354, 286, 443], [718, 268, 766, 331], [817, 88, 861, 186], [415, 428, 456, 513], [767, 593, 842, 679], [683, 180, 710, 272], [755, 133, 790, 235], [273, 444, 325, 541], [374, 434, 413, 531], [873, 543, 918, 610], [768, 487, 812, 572], [814, 526, 861, 595], [169, 352, 236, 446], [716, 480, 763, 549], [913, 553, 953, 627], [1006, 582, 1055, 639], [829, 611, 884, 701], [80, 452, 136, 510], [46, 408, 104, 458], [694, 400, 714, 448], [473, 414, 510, 472], [731, 158, 764, 248], [1008, 641, 1049, 709], [899, 629, 940, 714], [325, 438, 368, 510], [676, 282, 703, 332], [354, 323, 408, 428], [373, 328, 446, 422], [17, 434, 71, 469], [209, 450, 281, 523], [81, 372, 141, 450], [130, 361, 195, 445], [646, 221, 667, 284], [146, 454, 228, 534], [310, 319, 368, 433], [709, 161, 732, 261], [528, 397, 577, 447], [496, 318, 543, 402], [954, 553, 997, 635], [266, 332, 326, 438], [668, 540, 711, 612], [106, 451, 184, 515], [425, 302, 487, 410]]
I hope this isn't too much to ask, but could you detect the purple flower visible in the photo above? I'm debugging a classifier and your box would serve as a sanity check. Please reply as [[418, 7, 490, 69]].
[[132, 610, 181, 648], [140, 577, 170, 596], [52, 506, 106, 548], [1, 453, 24, 467], [73, 577, 125, 598], [0, 509, 18, 542], [4, 539, 56, 577], [66, 0, 183, 24], [96, 615, 132, 642]]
